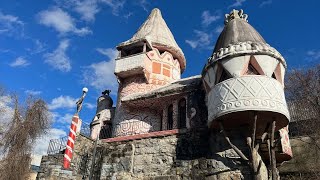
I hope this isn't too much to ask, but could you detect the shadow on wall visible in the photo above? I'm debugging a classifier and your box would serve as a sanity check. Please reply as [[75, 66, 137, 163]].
[[173, 89, 251, 179], [173, 128, 251, 179]]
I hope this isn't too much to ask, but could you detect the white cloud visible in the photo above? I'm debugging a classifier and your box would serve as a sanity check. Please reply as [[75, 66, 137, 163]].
[[0, 11, 24, 36], [37, 7, 92, 36], [185, 30, 212, 49], [44, 39, 71, 72], [185, 40, 198, 49], [307, 50, 320, 60], [84, 102, 95, 109], [48, 95, 76, 110], [31, 128, 67, 166], [259, 0, 272, 7], [82, 48, 118, 93], [101, 0, 125, 16], [124, 12, 133, 19], [9, 57, 30, 67], [96, 48, 118, 57], [28, 39, 46, 54], [74, 0, 100, 22], [228, 0, 246, 8], [201, 11, 221, 27], [52, 112, 74, 124], [0, 12, 23, 25], [215, 25, 224, 34], [137, 0, 149, 12], [25, 90, 42, 96], [0, 95, 14, 129]]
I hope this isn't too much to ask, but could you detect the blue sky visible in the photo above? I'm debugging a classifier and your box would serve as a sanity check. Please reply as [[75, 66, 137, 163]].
[[0, 0, 319, 164]]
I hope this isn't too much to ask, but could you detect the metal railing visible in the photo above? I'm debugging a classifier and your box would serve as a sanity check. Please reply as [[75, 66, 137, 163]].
[[99, 125, 112, 139], [47, 121, 92, 155], [80, 121, 91, 138], [47, 136, 68, 155]]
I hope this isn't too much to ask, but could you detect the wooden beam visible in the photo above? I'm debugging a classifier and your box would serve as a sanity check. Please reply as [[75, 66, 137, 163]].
[[218, 122, 249, 161]]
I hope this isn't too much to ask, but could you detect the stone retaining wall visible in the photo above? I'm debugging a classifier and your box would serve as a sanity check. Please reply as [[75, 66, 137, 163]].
[[37, 134, 94, 180], [37, 128, 257, 179], [91, 128, 251, 179]]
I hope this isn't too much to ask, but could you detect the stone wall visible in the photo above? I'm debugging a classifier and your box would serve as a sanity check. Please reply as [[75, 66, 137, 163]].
[[90, 128, 251, 180], [37, 154, 75, 180], [38, 130, 320, 180], [37, 134, 94, 180]]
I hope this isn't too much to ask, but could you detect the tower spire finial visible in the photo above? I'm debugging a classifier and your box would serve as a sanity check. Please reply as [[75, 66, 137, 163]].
[[224, 9, 248, 24]]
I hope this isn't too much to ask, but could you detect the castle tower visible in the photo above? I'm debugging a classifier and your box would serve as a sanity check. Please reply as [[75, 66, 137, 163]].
[[90, 90, 114, 139], [202, 10, 291, 178], [113, 8, 186, 136], [202, 9, 290, 132]]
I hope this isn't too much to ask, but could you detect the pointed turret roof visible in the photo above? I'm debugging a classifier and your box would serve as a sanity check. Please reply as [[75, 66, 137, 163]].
[[214, 9, 266, 52], [117, 8, 186, 72], [207, 9, 286, 67]]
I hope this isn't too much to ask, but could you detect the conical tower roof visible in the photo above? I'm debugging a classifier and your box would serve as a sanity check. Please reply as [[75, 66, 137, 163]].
[[208, 9, 286, 67], [214, 10, 266, 52], [118, 8, 186, 72]]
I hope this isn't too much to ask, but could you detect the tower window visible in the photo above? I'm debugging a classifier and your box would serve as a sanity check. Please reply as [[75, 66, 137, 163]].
[[167, 105, 173, 130], [245, 63, 260, 75], [178, 98, 186, 128], [159, 50, 166, 55], [120, 42, 151, 58]]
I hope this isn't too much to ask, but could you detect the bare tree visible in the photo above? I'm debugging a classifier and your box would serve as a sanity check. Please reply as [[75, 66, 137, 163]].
[[0, 86, 6, 136], [0, 94, 50, 180], [282, 64, 320, 179], [286, 64, 320, 136]]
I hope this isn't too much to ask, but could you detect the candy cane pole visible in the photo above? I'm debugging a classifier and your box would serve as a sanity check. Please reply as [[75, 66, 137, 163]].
[[63, 87, 88, 169]]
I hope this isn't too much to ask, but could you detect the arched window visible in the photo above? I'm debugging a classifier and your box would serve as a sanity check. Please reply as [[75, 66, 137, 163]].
[[167, 105, 173, 130], [178, 98, 186, 128]]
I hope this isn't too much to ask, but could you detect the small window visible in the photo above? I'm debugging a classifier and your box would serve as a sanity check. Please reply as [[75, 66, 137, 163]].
[[167, 105, 173, 130], [159, 50, 166, 55], [245, 63, 260, 75], [121, 46, 143, 57], [178, 98, 186, 128]]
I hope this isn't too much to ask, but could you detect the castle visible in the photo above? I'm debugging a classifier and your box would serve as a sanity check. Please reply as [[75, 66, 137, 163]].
[[38, 8, 293, 180]]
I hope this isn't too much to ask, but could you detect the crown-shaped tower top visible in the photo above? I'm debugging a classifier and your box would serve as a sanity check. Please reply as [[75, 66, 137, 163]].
[[224, 9, 248, 24], [117, 8, 186, 72]]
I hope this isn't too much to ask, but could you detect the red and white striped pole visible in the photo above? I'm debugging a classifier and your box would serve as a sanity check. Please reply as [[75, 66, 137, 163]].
[[63, 87, 88, 169]]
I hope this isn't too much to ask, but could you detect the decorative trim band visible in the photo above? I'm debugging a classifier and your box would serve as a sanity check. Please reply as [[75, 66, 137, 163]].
[[207, 41, 287, 68], [207, 76, 290, 124]]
